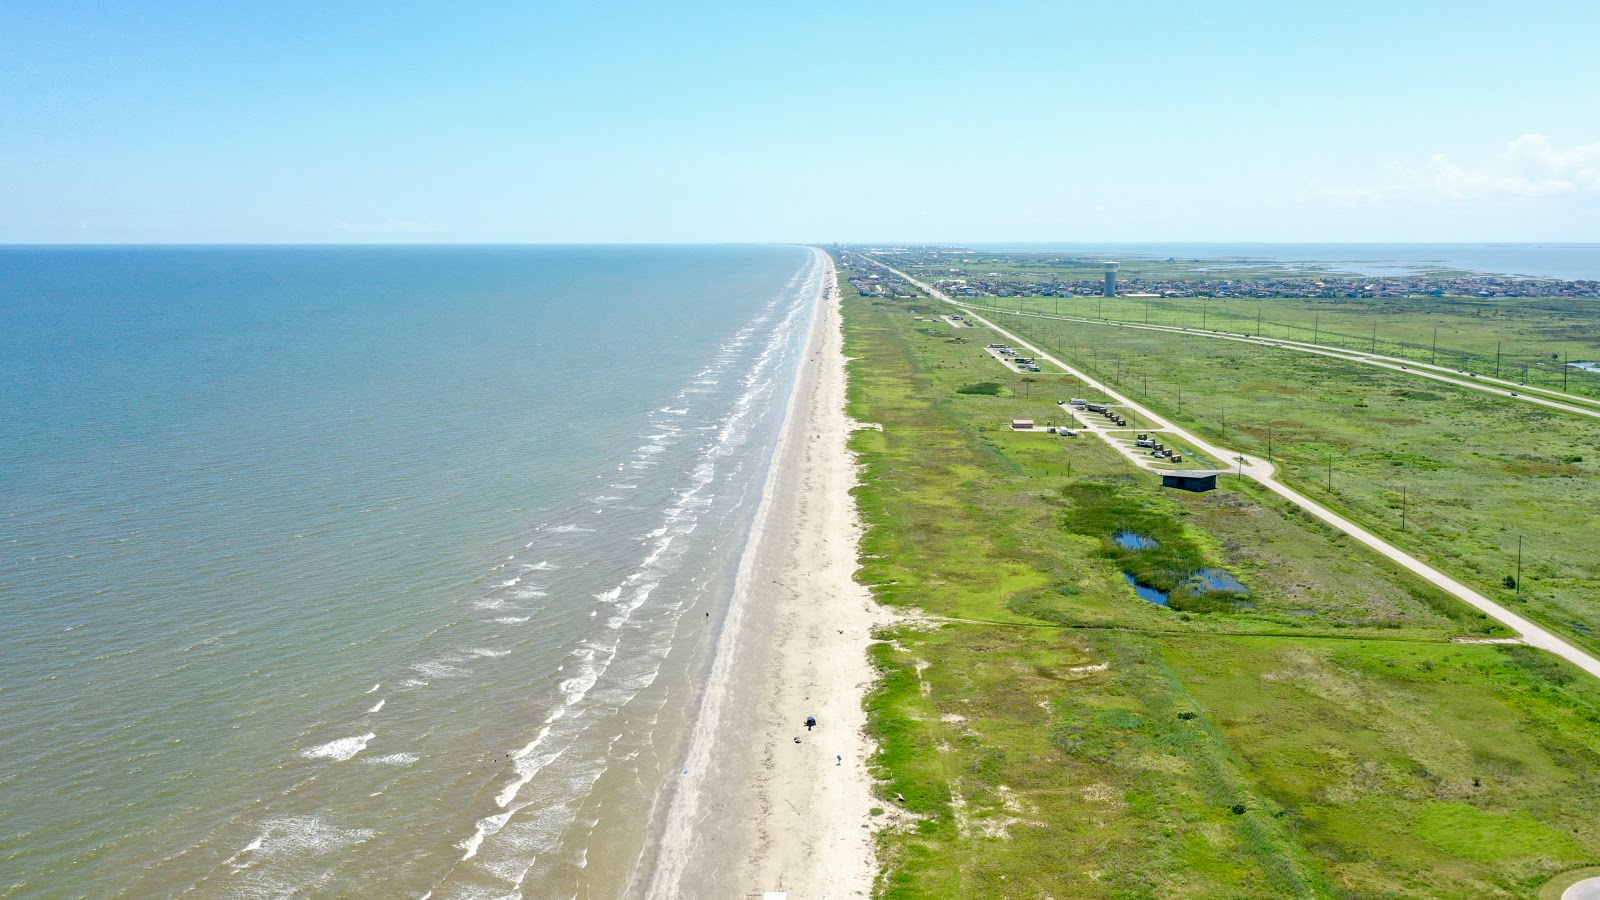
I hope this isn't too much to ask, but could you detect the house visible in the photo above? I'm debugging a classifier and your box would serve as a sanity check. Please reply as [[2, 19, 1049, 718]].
[[1161, 471, 1218, 492]]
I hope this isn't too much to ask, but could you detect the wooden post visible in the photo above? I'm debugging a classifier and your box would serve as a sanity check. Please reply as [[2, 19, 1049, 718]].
[[1516, 536, 1523, 599]]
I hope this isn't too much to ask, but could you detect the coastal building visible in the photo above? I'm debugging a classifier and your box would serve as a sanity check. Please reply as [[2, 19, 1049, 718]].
[[1104, 261, 1119, 297], [1161, 470, 1218, 492]]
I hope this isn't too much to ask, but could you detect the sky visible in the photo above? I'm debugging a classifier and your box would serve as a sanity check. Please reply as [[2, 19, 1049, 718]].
[[2, 0, 1597, 244]]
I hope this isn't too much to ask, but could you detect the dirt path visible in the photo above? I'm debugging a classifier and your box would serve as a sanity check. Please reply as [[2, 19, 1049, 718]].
[[866, 257, 1600, 682]]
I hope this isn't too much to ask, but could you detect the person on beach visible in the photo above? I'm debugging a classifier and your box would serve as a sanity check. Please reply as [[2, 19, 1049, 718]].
[[805, 715, 817, 731]]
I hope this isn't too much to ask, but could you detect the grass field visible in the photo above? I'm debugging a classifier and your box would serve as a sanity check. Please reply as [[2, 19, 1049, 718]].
[[871, 248, 1600, 395], [982, 310, 1600, 659], [839, 257, 1600, 898], [1005, 290, 1600, 399]]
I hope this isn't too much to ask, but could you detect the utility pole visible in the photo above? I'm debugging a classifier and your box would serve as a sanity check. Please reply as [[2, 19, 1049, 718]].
[[1564, 352, 1570, 391], [1313, 315, 1319, 345], [1327, 454, 1333, 491], [1516, 536, 1523, 599], [1256, 305, 1262, 337], [1431, 327, 1438, 365], [1098, 296, 1103, 319], [1221, 404, 1226, 436], [1202, 301, 1208, 330], [1142, 372, 1148, 397], [1055, 297, 1060, 316], [1267, 426, 1273, 463], [1371, 320, 1377, 354], [1401, 486, 1407, 532], [1178, 389, 1184, 415], [1495, 341, 1501, 378]]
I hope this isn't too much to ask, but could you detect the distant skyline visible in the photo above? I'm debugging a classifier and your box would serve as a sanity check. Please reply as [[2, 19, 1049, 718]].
[[2, 1, 1597, 244]]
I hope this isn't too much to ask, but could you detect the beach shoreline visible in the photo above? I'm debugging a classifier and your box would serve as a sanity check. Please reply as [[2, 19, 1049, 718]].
[[634, 249, 883, 898]]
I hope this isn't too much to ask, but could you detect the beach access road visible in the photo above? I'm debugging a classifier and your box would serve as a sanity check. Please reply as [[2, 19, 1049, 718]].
[[954, 301, 1600, 420], [864, 255, 1600, 683]]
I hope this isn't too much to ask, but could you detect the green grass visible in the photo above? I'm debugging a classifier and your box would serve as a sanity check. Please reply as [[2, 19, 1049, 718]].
[[1164, 636, 1600, 897], [982, 310, 1600, 657], [1013, 290, 1600, 400], [838, 264, 1600, 898]]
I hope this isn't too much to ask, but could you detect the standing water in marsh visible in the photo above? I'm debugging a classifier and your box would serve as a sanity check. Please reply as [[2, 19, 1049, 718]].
[[0, 245, 822, 897]]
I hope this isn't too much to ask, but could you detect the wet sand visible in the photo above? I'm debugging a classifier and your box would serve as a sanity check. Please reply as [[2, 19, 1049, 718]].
[[635, 251, 883, 899]]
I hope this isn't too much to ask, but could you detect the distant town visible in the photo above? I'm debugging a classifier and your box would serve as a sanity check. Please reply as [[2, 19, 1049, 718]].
[[837, 248, 1600, 300]]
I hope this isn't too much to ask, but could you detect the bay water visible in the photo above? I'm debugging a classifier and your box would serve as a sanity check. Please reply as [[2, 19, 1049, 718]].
[[0, 245, 821, 898]]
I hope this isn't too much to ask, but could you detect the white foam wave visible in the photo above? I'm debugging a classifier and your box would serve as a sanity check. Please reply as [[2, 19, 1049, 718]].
[[434, 252, 824, 889], [463, 647, 511, 659], [549, 524, 596, 533], [410, 661, 467, 679], [494, 615, 531, 624], [299, 733, 376, 761], [236, 816, 375, 862], [367, 699, 385, 713], [363, 752, 419, 766]]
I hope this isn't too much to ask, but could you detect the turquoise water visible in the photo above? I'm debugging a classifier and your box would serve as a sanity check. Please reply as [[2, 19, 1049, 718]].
[[0, 245, 821, 897]]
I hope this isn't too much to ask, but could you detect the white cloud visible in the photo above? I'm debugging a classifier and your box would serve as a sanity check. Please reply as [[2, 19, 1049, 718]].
[[1314, 134, 1600, 204]]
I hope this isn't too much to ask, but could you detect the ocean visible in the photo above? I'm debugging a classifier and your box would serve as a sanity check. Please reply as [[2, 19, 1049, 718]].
[[0, 245, 822, 898]]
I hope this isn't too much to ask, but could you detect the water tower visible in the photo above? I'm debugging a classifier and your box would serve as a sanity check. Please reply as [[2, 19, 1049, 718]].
[[1103, 261, 1119, 297]]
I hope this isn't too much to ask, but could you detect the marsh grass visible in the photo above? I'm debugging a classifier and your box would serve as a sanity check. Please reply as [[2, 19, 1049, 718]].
[[837, 260, 1600, 898]]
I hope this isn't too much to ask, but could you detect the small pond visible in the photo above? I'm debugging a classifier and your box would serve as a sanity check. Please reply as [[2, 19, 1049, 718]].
[[1123, 572, 1169, 606], [1114, 532, 1159, 551], [1189, 568, 1249, 595]]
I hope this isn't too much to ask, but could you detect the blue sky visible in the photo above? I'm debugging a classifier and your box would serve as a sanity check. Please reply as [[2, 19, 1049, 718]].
[[2, 0, 1597, 243]]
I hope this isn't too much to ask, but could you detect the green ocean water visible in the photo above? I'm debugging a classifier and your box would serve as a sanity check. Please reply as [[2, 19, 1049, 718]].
[[0, 244, 821, 898]]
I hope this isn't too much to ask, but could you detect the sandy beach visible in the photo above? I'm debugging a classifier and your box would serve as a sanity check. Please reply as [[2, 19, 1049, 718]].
[[635, 250, 882, 899]]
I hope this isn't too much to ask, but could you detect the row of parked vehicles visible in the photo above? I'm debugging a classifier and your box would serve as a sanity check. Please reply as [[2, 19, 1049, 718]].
[[1135, 433, 1184, 463], [986, 344, 1043, 372], [1068, 398, 1127, 426]]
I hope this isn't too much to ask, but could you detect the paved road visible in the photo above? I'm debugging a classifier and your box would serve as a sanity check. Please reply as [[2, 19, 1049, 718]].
[[954, 301, 1600, 420], [863, 255, 1600, 681]]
